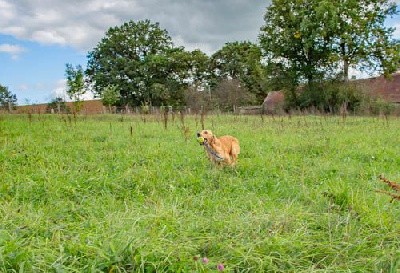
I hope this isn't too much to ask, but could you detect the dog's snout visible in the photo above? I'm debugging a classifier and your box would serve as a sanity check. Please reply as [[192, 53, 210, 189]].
[[197, 132, 200, 137]]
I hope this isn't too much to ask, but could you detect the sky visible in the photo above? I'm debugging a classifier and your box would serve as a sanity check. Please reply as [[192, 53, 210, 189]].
[[0, 0, 400, 105]]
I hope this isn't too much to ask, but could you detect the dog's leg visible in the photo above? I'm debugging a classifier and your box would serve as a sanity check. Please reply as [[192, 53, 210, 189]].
[[230, 141, 240, 166], [231, 153, 237, 166], [224, 156, 232, 166]]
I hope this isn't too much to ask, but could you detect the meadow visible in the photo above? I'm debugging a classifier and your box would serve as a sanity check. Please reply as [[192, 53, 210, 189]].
[[0, 113, 399, 272]]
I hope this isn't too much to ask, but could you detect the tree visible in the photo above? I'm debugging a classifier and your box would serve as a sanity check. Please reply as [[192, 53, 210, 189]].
[[210, 41, 266, 101], [185, 49, 210, 88], [101, 85, 120, 113], [328, 0, 399, 79], [259, 0, 400, 85], [260, 0, 334, 86], [86, 20, 175, 106], [65, 64, 86, 112], [144, 47, 209, 106], [212, 79, 256, 111], [0, 84, 17, 112], [184, 86, 213, 112], [86, 20, 211, 107]]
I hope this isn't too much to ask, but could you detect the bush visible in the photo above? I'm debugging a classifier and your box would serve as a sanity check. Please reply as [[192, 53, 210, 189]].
[[296, 81, 364, 113], [212, 79, 256, 112], [184, 86, 213, 113], [46, 98, 70, 114], [357, 96, 395, 116], [284, 81, 396, 115]]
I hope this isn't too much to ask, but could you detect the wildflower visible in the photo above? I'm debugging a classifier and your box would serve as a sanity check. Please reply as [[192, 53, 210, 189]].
[[202, 257, 209, 264], [217, 263, 225, 271]]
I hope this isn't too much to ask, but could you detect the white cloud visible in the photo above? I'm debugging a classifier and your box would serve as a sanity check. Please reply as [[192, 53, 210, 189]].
[[0, 0, 270, 54], [0, 43, 26, 59], [31, 30, 66, 45], [51, 79, 67, 100], [0, 0, 15, 21], [51, 79, 94, 102]]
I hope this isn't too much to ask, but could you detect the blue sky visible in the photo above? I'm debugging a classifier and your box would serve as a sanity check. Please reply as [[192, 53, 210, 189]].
[[0, 0, 399, 105], [0, 34, 86, 104]]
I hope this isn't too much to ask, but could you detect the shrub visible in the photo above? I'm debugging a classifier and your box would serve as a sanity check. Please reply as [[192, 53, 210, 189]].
[[296, 81, 364, 113]]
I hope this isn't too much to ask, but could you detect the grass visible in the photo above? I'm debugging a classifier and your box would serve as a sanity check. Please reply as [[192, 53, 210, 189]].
[[0, 113, 400, 272]]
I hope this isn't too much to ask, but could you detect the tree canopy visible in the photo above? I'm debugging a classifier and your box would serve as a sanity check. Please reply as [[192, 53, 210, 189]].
[[210, 41, 266, 101], [0, 84, 17, 112], [259, 0, 400, 85], [65, 64, 85, 101], [78, 4, 399, 112], [86, 19, 209, 107]]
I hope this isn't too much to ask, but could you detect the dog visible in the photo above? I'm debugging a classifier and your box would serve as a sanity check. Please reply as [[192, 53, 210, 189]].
[[197, 130, 240, 166]]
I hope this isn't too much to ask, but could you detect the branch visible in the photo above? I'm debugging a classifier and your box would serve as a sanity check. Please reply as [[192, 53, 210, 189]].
[[375, 189, 400, 202], [378, 174, 400, 192]]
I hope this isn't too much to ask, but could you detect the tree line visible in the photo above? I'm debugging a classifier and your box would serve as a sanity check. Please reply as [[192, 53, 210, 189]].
[[2, 0, 399, 113]]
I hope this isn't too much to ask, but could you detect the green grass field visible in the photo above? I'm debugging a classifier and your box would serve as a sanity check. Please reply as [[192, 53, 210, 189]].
[[1, 113, 400, 272]]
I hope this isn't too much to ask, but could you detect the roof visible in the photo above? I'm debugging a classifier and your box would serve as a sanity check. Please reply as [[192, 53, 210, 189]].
[[16, 99, 104, 114], [356, 73, 400, 103]]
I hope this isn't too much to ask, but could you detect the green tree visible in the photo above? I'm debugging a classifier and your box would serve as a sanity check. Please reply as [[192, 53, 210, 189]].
[[147, 48, 210, 106], [259, 0, 400, 85], [0, 84, 17, 112], [260, 0, 333, 85], [65, 64, 86, 112], [328, 0, 399, 79], [101, 85, 120, 113], [87, 20, 210, 107], [86, 20, 175, 106], [186, 49, 210, 88], [210, 41, 266, 101]]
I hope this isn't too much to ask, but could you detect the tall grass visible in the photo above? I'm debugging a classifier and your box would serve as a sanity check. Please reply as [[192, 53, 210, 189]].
[[0, 114, 399, 272]]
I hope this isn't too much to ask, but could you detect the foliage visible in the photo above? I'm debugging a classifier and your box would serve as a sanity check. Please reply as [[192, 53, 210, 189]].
[[260, 0, 333, 85], [283, 80, 398, 115], [295, 81, 364, 113], [101, 85, 120, 113], [212, 79, 256, 112], [1, 114, 400, 272], [86, 19, 170, 105], [259, 0, 400, 86], [86, 19, 209, 107], [326, 0, 399, 78], [210, 41, 267, 101], [80, 7, 399, 112], [46, 97, 70, 114], [357, 94, 396, 115], [184, 86, 212, 113], [0, 84, 17, 112], [65, 63, 86, 112]]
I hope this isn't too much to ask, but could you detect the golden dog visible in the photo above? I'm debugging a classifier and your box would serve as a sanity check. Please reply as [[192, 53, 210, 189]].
[[197, 130, 240, 166]]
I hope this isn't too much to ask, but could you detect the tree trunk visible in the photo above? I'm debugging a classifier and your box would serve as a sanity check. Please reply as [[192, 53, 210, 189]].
[[343, 58, 349, 82], [340, 41, 349, 81]]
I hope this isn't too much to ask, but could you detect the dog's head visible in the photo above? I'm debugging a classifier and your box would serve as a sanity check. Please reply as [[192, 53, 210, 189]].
[[197, 130, 215, 145]]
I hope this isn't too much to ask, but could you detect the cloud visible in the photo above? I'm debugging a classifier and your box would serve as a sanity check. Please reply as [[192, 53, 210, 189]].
[[51, 79, 94, 102], [0, 43, 26, 59], [0, 0, 270, 54], [51, 79, 68, 99]]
